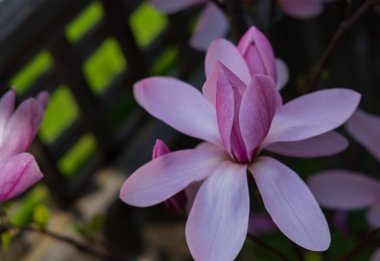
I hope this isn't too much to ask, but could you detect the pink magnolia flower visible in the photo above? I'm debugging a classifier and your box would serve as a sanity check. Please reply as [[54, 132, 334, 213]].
[[0, 89, 48, 203], [120, 34, 360, 259], [151, 0, 330, 50], [309, 109, 380, 229]]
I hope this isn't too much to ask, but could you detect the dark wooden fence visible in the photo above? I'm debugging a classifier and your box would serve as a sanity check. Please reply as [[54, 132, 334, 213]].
[[0, 0, 379, 209]]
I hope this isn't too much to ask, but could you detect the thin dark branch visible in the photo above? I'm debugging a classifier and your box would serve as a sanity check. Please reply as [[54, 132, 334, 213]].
[[209, 0, 227, 13], [1, 224, 127, 261], [247, 234, 291, 261], [304, 0, 377, 91], [339, 227, 380, 261]]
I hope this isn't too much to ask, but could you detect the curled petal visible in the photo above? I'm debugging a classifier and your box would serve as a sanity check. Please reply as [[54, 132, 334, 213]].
[[237, 26, 276, 80], [36, 91, 49, 111], [264, 88, 360, 146], [367, 200, 380, 228], [0, 89, 16, 141], [346, 110, 380, 162], [186, 162, 249, 261], [277, 0, 323, 19], [265, 131, 348, 158], [152, 139, 171, 159], [249, 157, 330, 251], [240, 75, 277, 160], [0, 153, 43, 202], [134, 77, 221, 146], [276, 59, 289, 91], [2, 98, 43, 155], [150, 0, 205, 14], [308, 170, 380, 209], [190, 3, 229, 51], [120, 148, 226, 207]]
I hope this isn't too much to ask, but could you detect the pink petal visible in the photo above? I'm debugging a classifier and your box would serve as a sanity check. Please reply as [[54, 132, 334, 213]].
[[371, 248, 380, 261], [185, 180, 202, 212], [240, 75, 277, 160], [367, 200, 380, 227], [346, 110, 380, 162], [204, 39, 251, 106], [277, 0, 323, 19], [152, 139, 170, 159], [237, 26, 276, 81], [249, 156, 330, 251], [190, 3, 229, 51], [0, 153, 43, 202], [2, 98, 42, 155], [216, 64, 248, 162], [150, 0, 205, 14], [248, 213, 277, 235], [133, 77, 221, 146], [36, 91, 49, 111], [186, 161, 249, 261], [276, 59, 289, 90], [308, 170, 380, 209], [265, 131, 348, 158], [119, 148, 225, 207], [0, 89, 16, 141], [263, 88, 360, 146]]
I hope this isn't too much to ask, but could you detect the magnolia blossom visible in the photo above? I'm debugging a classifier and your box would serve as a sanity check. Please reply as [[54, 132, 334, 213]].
[[151, 0, 330, 50], [0, 89, 48, 203], [120, 27, 360, 260], [308, 109, 380, 261]]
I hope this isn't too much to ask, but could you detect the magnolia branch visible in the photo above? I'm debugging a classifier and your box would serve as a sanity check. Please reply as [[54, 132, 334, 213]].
[[305, 0, 378, 91], [0, 224, 126, 261]]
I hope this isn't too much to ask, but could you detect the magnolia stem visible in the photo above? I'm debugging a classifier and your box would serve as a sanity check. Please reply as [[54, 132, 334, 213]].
[[247, 234, 291, 261], [304, 0, 377, 91], [340, 227, 380, 261], [0, 224, 126, 261]]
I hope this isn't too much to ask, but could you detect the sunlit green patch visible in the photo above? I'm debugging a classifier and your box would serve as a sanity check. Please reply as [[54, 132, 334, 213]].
[[130, 2, 167, 47], [150, 47, 178, 75], [39, 86, 79, 143], [58, 134, 97, 177], [83, 38, 126, 93], [10, 52, 52, 94], [66, 1, 103, 42]]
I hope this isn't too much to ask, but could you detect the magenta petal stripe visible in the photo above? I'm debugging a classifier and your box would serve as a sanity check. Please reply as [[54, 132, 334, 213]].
[[186, 161, 249, 261], [249, 156, 330, 251]]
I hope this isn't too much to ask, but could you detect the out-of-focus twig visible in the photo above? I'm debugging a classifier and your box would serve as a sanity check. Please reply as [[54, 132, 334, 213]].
[[226, 0, 247, 41], [305, 0, 378, 92]]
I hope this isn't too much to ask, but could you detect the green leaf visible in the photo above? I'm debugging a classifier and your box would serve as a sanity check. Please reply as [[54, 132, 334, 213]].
[[33, 204, 51, 229], [1, 232, 12, 251]]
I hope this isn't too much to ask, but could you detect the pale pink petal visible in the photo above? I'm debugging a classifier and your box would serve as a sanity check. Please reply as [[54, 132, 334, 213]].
[[0, 153, 43, 202], [120, 148, 225, 207], [36, 91, 49, 111], [249, 156, 330, 251], [185, 180, 202, 213], [248, 213, 277, 235], [367, 200, 380, 227], [0, 89, 16, 141], [152, 139, 170, 159], [186, 162, 249, 261], [277, 0, 323, 19], [216, 64, 248, 162], [371, 248, 380, 261], [346, 110, 380, 162], [133, 77, 221, 146], [276, 59, 289, 90], [308, 170, 380, 209], [205, 39, 251, 97], [190, 3, 229, 51], [265, 131, 348, 158], [240, 75, 277, 160], [2, 98, 42, 155], [237, 26, 276, 80], [263, 88, 360, 145], [150, 0, 205, 14]]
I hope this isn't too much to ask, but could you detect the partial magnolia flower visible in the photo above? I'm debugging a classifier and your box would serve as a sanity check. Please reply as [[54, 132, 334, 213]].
[[0, 89, 48, 203], [120, 26, 360, 260], [309, 109, 380, 228], [151, 0, 331, 50], [372, 248, 380, 261]]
